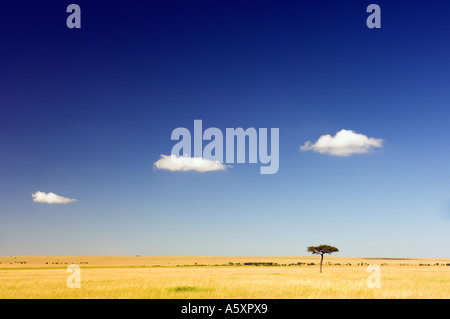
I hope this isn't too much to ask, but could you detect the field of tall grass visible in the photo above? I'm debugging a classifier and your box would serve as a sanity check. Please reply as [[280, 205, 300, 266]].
[[1, 256, 449, 298]]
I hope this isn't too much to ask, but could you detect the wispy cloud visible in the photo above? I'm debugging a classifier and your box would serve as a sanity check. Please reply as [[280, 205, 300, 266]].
[[300, 129, 383, 156], [153, 155, 229, 172], [32, 191, 77, 204]]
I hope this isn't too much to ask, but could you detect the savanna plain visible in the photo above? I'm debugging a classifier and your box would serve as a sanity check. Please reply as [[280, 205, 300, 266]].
[[1, 256, 449, 299]]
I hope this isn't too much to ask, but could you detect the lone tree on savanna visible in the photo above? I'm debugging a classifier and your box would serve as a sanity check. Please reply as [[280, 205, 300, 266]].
[[307, 244, 339, 273]]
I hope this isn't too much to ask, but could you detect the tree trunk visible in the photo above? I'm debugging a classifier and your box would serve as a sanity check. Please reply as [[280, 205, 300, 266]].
[[320, 254, 324, 273]]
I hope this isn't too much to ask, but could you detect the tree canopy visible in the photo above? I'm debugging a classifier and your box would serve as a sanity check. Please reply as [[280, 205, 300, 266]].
[[307, 245, 339, 255]]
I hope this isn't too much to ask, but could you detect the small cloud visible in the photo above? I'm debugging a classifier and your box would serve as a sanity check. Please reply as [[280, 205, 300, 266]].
[[153, 154, 229, 172], [32, 191, 77, 204], [300, 129, 383, 156]]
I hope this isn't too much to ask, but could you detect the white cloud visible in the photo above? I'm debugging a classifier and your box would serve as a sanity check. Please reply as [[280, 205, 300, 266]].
[[153, 154, 229, 172], [32, 191, 77, 204], [300, 129, 383, 156]]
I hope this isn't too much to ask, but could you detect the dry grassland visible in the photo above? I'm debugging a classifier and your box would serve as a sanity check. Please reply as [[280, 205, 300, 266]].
[[1, 256, 449, 298]]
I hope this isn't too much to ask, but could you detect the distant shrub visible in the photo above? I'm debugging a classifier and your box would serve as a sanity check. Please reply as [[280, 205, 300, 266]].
[[243, 262, 278, 266], [169, 286, 201, 292]]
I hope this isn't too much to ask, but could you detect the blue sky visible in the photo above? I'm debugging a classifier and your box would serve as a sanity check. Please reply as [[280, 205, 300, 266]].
[[1, 1, 449, 257]]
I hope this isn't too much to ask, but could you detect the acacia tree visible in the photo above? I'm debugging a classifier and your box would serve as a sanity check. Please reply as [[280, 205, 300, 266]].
[[307, 244, 339, 273]]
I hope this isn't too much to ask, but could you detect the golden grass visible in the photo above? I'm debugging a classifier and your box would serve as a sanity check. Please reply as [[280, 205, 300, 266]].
[[0, 256, 449, 299]]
